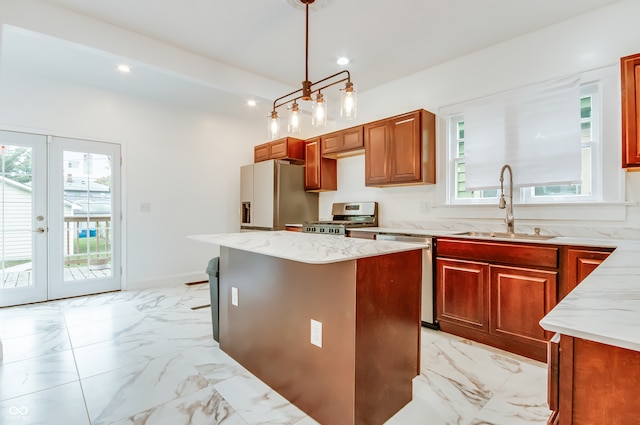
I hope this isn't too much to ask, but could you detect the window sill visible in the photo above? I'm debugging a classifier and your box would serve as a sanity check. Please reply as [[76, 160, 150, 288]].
[[432, 201, 634, 222]]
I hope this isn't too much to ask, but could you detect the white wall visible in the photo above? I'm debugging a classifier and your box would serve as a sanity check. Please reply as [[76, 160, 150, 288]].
[[319, 0, 640, 237], [0, 67, 263, 289]]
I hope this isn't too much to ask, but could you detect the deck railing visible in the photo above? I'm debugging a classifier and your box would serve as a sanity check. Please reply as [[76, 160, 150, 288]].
[[64, 216, 111, 266]]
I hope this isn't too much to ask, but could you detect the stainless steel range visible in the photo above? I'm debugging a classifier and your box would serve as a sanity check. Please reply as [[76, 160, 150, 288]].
[[303, 202, 378, 235]]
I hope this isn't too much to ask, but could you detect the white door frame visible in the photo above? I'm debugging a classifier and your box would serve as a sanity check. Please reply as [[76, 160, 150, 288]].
[[0, 130, 48, 307], [48, 136, 121, 300]]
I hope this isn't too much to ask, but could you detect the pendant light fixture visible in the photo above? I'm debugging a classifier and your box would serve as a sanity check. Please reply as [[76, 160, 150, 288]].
[[268, 0, 357, 139]]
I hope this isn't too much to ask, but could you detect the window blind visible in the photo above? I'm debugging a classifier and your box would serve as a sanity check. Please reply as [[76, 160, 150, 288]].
[[464, 77, 582, 190]]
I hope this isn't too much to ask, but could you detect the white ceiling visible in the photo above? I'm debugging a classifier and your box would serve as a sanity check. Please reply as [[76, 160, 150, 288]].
[[1, 0, 623, 116]]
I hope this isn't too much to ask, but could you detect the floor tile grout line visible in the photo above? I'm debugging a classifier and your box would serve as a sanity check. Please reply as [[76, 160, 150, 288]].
[[62, 307, 94, 425]]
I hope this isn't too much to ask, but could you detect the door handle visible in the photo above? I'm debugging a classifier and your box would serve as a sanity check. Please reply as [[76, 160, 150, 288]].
[[33, 227, 46, 233]]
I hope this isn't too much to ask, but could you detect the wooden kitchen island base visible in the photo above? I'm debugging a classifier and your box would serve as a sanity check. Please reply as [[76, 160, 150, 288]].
[[219, 246, 422, 425]]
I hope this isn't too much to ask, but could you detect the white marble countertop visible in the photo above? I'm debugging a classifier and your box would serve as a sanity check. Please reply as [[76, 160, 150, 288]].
[[189, 231, 427, 265], [539, 237, 640, 352]]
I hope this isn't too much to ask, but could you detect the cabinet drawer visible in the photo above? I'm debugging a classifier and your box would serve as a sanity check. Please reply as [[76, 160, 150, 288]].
[[437, 238, 558, 268]]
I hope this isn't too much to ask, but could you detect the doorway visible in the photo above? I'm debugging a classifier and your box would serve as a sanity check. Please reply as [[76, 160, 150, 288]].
[[0, 130, 121, 307]]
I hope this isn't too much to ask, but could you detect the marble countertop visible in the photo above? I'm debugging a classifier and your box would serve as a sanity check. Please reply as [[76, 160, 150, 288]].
[[191, 228, 640, 352], [189, 231, 427, 265], [539, 237, 640, 352]]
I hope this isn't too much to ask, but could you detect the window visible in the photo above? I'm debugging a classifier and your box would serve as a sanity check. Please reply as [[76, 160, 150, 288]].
[[448, 83, 601, 205]]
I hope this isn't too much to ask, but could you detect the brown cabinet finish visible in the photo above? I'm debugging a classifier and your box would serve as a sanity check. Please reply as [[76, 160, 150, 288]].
[[304, 138, 337, 191], [364, 109, 436, 187], [560, 247, 612, 301], [554, 336, 640, 425], [254, 143, 270, 162], [254, 137, 304, 163], [437, 238, 559, 269], [489, 265, 557, 346], [220, 247, 421, 425], [436, 237, 559, 361], [436, 258, 488, 332], [321, 126, 364, 158], [621, 53, 640, 168]]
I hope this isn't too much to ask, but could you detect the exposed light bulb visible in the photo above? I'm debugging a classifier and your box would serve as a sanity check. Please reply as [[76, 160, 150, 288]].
[[268, 111, 280, 139], [288, 102, 301, 133], [312, 93, 327, 127], [340, 82, 357, 120]]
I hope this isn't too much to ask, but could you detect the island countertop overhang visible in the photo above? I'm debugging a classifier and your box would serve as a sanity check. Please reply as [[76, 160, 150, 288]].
[[188, 231, 427, 264]]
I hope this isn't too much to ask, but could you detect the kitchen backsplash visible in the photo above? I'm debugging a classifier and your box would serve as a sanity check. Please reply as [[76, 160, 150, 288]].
[[381, 220, 640, 240]]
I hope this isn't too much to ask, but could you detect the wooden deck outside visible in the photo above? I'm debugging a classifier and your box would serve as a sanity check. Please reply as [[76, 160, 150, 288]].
[[2, 266, 111, 289]]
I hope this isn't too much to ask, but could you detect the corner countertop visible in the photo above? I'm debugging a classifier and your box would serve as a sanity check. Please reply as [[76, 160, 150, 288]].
[[539, 237, 640, 352], [189, 231, 427, 265]]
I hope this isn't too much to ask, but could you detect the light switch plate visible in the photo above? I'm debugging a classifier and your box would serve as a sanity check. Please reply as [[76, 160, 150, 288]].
[[310, 319, 322, 348], [231, 287, 239, 306]]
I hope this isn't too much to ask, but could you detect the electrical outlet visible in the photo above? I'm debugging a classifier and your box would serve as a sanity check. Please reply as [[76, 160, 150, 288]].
[[231, 287, 239, 306], [139, 202, 151, 213], [310, 319, 322, 348], [419, 201, 430, 214]]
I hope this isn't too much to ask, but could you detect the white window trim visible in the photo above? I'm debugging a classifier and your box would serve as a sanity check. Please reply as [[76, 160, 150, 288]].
[[438, 65, 627, 222]]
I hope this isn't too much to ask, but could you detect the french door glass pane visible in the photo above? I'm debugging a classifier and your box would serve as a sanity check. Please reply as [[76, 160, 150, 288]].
[[1, 144, 34, 289], [63, 151, 112, 282]]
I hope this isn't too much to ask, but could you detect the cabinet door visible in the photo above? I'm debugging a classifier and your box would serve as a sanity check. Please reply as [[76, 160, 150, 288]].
[[342, 126, 364, 151], [321, 133, 341, 155], [304, 138, 337, 192], [364, 121, 390, 186], [390, 112, 421, 183], [304, 138, 321, 190], [254, 143, 270, 162], [269, 139, 288, 159], [561, 248, 611, 301], [436, 258, 489, 331], [621, 53, 640, 168], [489, 265, 557, 346]]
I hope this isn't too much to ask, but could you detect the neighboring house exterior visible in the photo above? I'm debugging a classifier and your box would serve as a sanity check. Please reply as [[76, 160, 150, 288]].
[[0, 176, 75, 262]]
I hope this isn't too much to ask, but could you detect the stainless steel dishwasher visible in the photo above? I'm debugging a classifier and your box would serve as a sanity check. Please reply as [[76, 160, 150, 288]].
[[376, 233, 437, 329]]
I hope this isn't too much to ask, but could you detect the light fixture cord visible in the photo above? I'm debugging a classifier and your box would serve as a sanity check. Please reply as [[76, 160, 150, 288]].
[[305, 1, 309, 83]]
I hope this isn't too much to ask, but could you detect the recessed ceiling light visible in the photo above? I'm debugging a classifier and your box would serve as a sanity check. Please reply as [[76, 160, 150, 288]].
[[118, 64, 131, 73], [247, 100, 257, 107], [337, 57, 349, 66]]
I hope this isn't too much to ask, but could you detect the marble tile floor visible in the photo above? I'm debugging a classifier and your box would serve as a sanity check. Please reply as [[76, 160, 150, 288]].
[[0, 284, 551, 425]]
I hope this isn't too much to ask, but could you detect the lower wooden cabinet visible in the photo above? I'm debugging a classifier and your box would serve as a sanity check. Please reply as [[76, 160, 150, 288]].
[[560, 247, 613, 301], [436, 238, 559, 362], [490, 265, 557, 348], [549, 335, 640, 424], [436, 258, 488, 332]]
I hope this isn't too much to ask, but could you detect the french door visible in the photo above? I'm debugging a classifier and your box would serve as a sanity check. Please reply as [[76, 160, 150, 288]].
[[0, 130, 121, 307]]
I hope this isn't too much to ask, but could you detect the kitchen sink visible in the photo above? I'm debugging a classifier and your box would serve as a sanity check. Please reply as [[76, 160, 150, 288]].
[[457, 231, 556, 241]]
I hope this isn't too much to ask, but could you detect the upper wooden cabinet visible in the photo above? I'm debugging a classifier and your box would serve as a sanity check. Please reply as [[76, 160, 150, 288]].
[[254, 137, 304, 163], [621, 53, 640, 169], [304, 138, 337, 192], [321, 126, 364, 158], [364, 109, 436, 187]]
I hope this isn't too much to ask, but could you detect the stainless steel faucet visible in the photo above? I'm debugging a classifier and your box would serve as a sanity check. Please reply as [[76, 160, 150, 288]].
[[499, 164, 514, 234]]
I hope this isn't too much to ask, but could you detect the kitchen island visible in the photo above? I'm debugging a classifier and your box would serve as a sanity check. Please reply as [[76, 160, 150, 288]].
[[190, 231, 427, 425]]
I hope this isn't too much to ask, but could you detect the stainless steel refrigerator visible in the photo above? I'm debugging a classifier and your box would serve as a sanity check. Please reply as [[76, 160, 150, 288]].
[[240, 160, 318, 231]]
